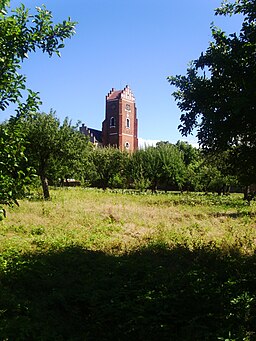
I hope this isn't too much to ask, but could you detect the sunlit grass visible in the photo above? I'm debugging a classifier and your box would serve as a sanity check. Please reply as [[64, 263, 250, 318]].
[[1, 187, 256, 254]]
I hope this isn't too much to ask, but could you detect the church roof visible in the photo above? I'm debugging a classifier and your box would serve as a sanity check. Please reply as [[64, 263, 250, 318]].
[[79, 124, 102, 143], [89, 128, 102, 143], [107, 90, 122, 100], [106, 85, 135, 102]]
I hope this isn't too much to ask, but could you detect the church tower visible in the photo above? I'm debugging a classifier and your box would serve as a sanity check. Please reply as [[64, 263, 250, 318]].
[[102, 85, 138, 152]]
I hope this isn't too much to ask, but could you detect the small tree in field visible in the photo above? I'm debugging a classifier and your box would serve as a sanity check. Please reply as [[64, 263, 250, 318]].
[[157, 143, 186, 191], [129, 145, 186, 193], [16, 111, 90, 199], [88, 147, 127, 190]]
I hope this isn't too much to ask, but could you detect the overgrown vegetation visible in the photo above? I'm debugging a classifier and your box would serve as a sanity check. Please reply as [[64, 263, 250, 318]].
[[0, 188, 256, 340], [168, 0, 256, 198], [0, 0, 76, 206], [0, 0, 256, 338]]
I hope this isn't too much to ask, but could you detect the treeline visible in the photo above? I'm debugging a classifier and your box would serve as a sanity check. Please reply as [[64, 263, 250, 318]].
[[1, 111, 241, 204], [84, 141, 238, 195]]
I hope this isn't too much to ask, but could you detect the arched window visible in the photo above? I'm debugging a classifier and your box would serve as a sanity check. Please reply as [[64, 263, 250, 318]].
[[125, 142, 130, 149], [126, 118, 130, 128], [110, 117, 116, 127]]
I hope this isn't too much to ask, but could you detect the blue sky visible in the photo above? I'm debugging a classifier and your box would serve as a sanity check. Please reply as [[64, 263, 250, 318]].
[[6, 0, 243, 146]]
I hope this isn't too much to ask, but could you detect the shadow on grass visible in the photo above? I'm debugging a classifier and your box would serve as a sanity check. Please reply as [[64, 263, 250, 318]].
[[1, 245, 256, 341]]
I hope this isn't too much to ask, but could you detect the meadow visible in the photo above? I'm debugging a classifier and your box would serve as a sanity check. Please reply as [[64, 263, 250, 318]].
[[1, 188, 256, 340]]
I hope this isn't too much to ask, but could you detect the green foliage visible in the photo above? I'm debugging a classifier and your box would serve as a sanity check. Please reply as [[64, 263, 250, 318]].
[[168, 0, 256, 186], [135, 147, 162, 192], [129, 145, 186, 192], [0, 1, 76, 210], [157, 143, 186, 190], [84, 142, 239, 194], [128, 149, 151, 191], [17, 111, 90, 199], [0, 122, 33, 208], [0, 2, 76, 113], [87, 147, 128, 190], [187, 152, 238, 194], [175, 140, 200, 166]]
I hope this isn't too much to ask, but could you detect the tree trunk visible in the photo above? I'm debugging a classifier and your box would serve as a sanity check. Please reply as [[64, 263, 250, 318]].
[[243, 185, 249, 201], [40, 174, 50, 200]]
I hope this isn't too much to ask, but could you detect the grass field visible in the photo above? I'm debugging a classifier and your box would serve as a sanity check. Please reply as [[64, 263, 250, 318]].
[[1, 188, 256, 340]]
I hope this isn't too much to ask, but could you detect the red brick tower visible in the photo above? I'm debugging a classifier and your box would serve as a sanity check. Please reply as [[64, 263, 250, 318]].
[[102, 85, 138, 152]]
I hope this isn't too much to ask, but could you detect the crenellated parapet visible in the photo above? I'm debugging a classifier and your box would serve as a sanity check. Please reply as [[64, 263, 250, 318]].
[[106, 85, 135, 102], [79, 124, 102, 146]]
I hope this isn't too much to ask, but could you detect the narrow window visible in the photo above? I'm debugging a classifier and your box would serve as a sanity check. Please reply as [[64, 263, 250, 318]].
[[110, 117, 116, 127], [126, 118, 130, 128]]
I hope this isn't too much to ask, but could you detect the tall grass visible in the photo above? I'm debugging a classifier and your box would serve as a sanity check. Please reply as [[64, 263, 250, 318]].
[[1, 188, 255, 254], [0, 188, 256, 340]]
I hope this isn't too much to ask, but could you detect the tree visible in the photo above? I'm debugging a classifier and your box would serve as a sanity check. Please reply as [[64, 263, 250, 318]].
[[0, 122, 33, 217], [48, 118, 92, 186], [128, 145, 186, 193], [157, 143, 186, 191], [14, 111, 89, 199], [127, 149, 151, 192], [175, 140, 199, 167], [0, 1, 76, 115], [168, 0, 256, 189], [0, 1, 76, 207], [140, 147, 162, 193], [187, 152, 238, 194], [88, 147, 127, 190]]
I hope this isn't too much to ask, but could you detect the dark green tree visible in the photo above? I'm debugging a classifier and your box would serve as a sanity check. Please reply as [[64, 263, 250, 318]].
[[168, 0, 256, 192], [0, 1, 76, 114], [0, 1, 76, 208], [187, 152, 238, 194], [0, 122, 33, 216], [141, 147, 162, 193]]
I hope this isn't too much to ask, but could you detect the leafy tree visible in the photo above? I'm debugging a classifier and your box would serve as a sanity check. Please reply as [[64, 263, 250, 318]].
[[0, 1, 76, 114], [129, 145, 186, 193], [127, 149, 151, 192], [187, 156, 237, 194], [175, 140, 200, 167], [16, 111, 89, 199], [48, 118, 92, 186], [0, 122, 33, 217], [141, 147, 162, 193], [157, 143, 186, 191], [88, 147, 127, 190], [168, 0, 256, 191], [0, 1, 76, 208]]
